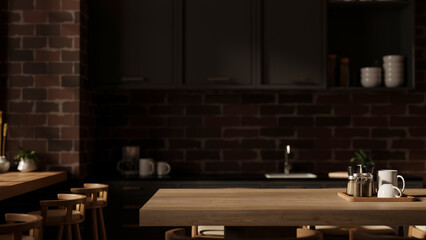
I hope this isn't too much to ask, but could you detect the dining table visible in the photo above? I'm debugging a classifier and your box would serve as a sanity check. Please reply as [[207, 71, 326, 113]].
[[139, 188, 426, 239]]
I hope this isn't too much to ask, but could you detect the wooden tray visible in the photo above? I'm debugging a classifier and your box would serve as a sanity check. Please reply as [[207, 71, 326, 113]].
[[337, 192, 416, 202]]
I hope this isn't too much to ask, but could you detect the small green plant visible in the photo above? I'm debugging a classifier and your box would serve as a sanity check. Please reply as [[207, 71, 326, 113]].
[[14, 147, 39, 165], [350, 149, 374, 167]]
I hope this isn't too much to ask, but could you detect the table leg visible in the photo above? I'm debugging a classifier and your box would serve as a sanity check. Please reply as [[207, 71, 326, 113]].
[[224, 226, 297, 240]]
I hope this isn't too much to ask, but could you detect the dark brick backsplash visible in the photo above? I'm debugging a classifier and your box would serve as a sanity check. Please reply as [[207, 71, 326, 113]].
[[10, 0, 34, 10], [35, 24, 60, 36], [23, 37, 47, 48], [224, 129, 258, 138], [186, 128, 221, 138], [49, 12, 74, 23], [261, 105, 295, 115], [260, 128, 294, 137], [205, 139, 240, 149], [278, 94, 313, 103], [23, 88, 46, 100], [35, 127, 60, 138], [372, 128, 407, 138], [297, 105, 331, 115]]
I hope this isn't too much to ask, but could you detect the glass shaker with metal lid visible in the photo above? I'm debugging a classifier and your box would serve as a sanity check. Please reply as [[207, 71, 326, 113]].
[[353, 173, 362, 197]]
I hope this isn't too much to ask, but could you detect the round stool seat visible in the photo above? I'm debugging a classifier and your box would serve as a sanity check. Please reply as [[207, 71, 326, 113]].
[[198, 226, 224, 236], [29, 209, 82, 224], [297, 228, 323, 240], [0, 234, 33, 240], [316, 225, 395, 236], [415, 226, 426, 232], [0, 214, 42, 240]]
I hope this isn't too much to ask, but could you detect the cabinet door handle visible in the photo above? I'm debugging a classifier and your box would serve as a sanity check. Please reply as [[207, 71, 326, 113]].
[[121, 77, 148, 82], [122, 186, 142, 191], [207, 77, 232, 81]]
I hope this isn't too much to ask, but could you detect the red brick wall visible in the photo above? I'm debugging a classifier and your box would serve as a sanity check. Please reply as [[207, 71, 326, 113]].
[[94, 2, 426, 180], [5, 0, 83, 176]]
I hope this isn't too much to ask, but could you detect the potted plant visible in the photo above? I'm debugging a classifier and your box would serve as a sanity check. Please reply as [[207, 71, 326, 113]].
[[14, 147, 39, 172], [350, 149, 375, 173]]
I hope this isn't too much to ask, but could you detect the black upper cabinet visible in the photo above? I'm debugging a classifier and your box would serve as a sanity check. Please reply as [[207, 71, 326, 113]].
[[262, 0, 325, 88], [89, 0, 176, 87], [120, 0, 176, 87], [90, 0, 413, 90], [184, 0, 257, 87]]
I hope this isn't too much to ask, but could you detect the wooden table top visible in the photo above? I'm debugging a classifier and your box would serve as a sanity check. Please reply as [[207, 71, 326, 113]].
[[139, 188, 426, 226], [0, 171, 67, 201]]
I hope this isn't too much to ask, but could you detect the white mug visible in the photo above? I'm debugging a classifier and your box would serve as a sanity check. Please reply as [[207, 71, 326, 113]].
[[156, 162, 171, 176], [377, 169, 405, 193], [378, 183, 402, 198], [139, 158, 155, 176]]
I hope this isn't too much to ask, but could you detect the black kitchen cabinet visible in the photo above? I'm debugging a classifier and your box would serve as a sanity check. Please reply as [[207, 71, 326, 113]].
[[89, 0, 414, 90], [183, 0, 257, 87], [261, 0, 326, 88], [89, 0, 177, 87]]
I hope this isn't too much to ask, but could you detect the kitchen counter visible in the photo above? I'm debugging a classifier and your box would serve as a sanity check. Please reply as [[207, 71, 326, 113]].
[[0, 171, 67, 200], [98, 173, 423, 187]]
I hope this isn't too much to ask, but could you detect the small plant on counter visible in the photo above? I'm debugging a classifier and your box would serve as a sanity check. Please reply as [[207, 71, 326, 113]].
[[350, 149, 375, 167], [14, 147, 39, 172]]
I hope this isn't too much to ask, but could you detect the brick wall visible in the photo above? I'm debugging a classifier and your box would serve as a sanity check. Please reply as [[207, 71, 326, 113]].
[[5, 0, 84, 176], [93, 2, 426, 181], [1, 1, 7, 113]]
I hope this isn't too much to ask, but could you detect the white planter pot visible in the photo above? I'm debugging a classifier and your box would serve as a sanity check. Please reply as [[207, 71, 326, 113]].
[[17, 159, 37, 172], [0, 156, 10, 173]]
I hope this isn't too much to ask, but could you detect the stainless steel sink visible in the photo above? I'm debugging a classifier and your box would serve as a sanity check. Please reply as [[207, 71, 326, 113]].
[[264, 173, 317, 179]]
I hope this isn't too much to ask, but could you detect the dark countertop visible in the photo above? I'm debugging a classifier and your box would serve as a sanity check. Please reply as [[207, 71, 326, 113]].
[[93, 173, 423, 184]]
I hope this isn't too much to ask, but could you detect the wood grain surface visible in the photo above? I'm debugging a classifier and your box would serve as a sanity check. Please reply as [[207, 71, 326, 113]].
[[140, 188, 426, 226], [0, 171, 67, 200]]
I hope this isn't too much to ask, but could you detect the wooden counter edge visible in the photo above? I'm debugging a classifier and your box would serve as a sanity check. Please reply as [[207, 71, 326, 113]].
[[0, 171, 67, 201]]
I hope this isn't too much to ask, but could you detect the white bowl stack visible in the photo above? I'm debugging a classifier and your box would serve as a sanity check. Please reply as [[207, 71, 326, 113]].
[[360, 67, 382, 88], [383, 55, 404, 87]]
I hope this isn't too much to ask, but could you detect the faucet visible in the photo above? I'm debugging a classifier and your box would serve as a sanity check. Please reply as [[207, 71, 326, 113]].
[[284, 145, 291, 174]]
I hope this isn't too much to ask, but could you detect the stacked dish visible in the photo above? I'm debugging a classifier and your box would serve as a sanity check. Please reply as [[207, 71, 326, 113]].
[[360, 67, 382, 88], [383, 55, 404, 87]]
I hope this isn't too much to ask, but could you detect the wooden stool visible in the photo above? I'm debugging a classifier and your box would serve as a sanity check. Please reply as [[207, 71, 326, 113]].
[[313, 225, 396, 240], [409, 226, 426, 239], [350, 228, 413, 240], [29, 193, 86, 240], [191, 226, 224, 239], [70, 183, 108, 240], [0, 213, 43, 240], [169, 228, 323, 240]]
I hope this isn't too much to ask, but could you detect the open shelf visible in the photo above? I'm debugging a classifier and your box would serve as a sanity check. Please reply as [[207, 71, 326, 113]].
[[327, 0, 414, 88]]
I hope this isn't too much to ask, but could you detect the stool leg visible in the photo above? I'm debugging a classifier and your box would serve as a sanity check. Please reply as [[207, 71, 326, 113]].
[[56, 225, 64, 240], [66, 225, 72, 240], [98, 208, 107, 240], [91, 209, 99, 240], [73, 224, 82, 240]]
